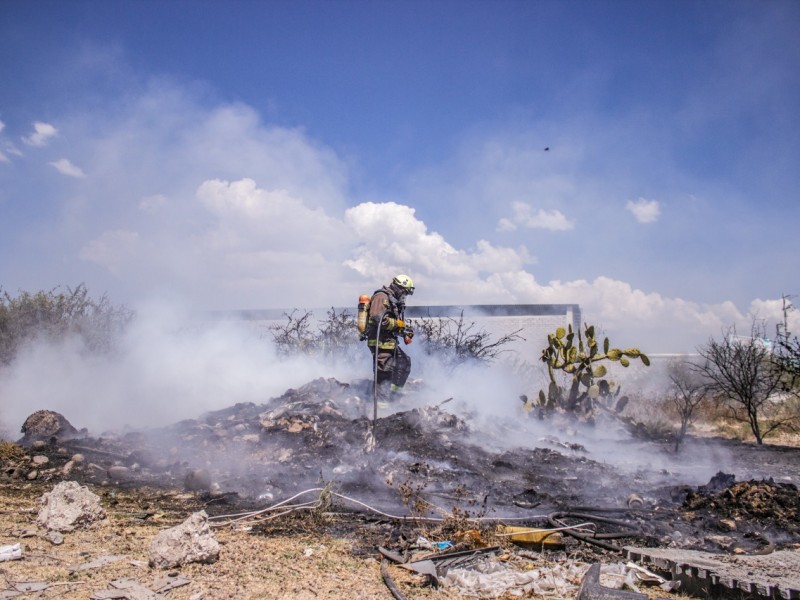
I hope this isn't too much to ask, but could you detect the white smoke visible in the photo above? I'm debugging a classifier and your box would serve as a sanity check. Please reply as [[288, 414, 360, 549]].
[[0, 297, 363, 435]]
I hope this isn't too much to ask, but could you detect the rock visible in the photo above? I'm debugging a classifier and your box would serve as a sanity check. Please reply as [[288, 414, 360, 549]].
[[32, 440, 47, 450], [36, 481, 107, 532], [149, 511, 220, 569], [71, 453, 85, 463], [32, 455, 49, 465], [26, 469, 39, 480], [107, 466, 131, 480], [20, 410, 80, 442], [46, 531, 64, 545], [61, 461, 75, 476], [184, 469, 212, 492]]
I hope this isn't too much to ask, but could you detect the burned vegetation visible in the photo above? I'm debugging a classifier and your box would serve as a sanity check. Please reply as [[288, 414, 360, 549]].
[[3, 375, 800, 598]]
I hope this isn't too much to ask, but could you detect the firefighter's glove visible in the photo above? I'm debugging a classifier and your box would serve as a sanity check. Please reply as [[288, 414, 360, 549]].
[[395, 319, 405, 330]]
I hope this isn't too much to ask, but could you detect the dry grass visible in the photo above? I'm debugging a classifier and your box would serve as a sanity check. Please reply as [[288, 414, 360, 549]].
[[0, 483, 457, 599]]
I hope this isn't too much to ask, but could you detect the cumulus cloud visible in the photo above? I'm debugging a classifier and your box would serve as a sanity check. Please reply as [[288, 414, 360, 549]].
[[626, 197, 661, 223], [3, 79, 786, 353], [344, 201, 474, 281], [497, 201, 575, 232], [48, 158, 86, 178], [22, 121, 58, 147]]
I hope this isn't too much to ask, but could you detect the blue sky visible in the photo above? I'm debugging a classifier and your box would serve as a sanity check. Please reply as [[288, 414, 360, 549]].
[[1, 0, 799, 352]]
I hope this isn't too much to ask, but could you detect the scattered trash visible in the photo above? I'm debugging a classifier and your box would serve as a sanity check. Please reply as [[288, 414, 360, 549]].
[[0, 543, 22, 562], [497, 525, 565, 549], [443, 557, 586, 598], [626, 494, 644, 509], [577, 562, 646, 600]]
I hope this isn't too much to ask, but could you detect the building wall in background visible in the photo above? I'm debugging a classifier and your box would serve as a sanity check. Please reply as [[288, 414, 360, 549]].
[[209, 304, 581, 364]]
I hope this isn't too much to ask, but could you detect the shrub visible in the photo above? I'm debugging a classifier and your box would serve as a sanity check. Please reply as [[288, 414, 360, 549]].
[[415, 311, 523, 371], [0, 284, 133, 365], [268, 308, 361, 362]]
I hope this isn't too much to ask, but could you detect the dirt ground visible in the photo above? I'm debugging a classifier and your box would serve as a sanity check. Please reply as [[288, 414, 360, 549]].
[[0, 480, 683, 600], [2, 378, 799, 599]]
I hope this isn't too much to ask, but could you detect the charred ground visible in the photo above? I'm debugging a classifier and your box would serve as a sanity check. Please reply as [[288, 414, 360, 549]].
[[6, 376, 800, 560]]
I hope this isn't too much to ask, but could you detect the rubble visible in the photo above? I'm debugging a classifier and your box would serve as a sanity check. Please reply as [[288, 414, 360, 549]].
[[148, 510, 220, 569], [36, 480, 107, 532], [3, 376, 800, 598]]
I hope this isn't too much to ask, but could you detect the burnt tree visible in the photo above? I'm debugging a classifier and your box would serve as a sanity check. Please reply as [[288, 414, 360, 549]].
[[666, 359, 708, 451], [694, 321, 796, 444]]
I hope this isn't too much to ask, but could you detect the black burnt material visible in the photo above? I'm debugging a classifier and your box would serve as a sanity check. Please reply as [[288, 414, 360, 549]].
[[5, 377, 800, 558]]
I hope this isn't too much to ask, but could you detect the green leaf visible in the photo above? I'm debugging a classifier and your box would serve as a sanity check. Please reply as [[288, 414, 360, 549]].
[[640, 353, 651, 366], [607, 348, 622, 360], [623, 348, 641, 358], [593, 365, 607, 378], [556, 327, 566, 339], [603, 337, 609, 354], [620, 357, 630, 367], [588, 384, 600, 398]]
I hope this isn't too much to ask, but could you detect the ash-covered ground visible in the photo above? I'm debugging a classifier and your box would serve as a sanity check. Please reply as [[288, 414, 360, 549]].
[[10, 377, 800, 556]]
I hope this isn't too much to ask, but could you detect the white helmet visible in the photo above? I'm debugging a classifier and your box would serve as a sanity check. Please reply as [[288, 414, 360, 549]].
[[391, 274, 415, 295]]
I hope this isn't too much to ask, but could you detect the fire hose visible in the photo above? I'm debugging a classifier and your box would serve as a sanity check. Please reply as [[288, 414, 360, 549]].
[[547, 511, 644, 553]]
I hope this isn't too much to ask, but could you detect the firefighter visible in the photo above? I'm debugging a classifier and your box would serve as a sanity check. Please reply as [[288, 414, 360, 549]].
[[366, 274, 415, 402]]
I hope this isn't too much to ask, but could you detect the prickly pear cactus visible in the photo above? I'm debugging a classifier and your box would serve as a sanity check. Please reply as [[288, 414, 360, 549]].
[[534, 324, 650, 421]]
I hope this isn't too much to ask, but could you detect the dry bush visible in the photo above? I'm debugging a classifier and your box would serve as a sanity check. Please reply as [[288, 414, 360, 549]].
[[0, 284, 133, 365], [0, 440, 24, 460], [415, 311, 523, 371], [268, 308, 361, 362]]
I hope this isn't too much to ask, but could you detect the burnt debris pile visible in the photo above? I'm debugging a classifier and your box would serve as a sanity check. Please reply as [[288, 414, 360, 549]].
[[4, 376, 800, 557]]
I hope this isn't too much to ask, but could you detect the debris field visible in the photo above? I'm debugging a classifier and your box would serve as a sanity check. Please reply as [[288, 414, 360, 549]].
[[2, 376, 800, 599]]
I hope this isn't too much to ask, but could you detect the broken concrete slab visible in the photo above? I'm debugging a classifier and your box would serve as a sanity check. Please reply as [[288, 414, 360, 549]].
[[68, 555, 129, 573], [36, 481, 107, 532], [148, 510, 220, 569], [625, 546, 800, 599], [91, 578, 159, 600]]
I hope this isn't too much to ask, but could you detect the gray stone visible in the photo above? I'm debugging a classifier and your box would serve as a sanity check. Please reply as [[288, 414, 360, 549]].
[[148, 511, 220, 569], [36, 481, 107, 532]]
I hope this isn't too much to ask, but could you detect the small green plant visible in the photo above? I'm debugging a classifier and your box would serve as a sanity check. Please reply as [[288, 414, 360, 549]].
[[536, 323, 650, 421]]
